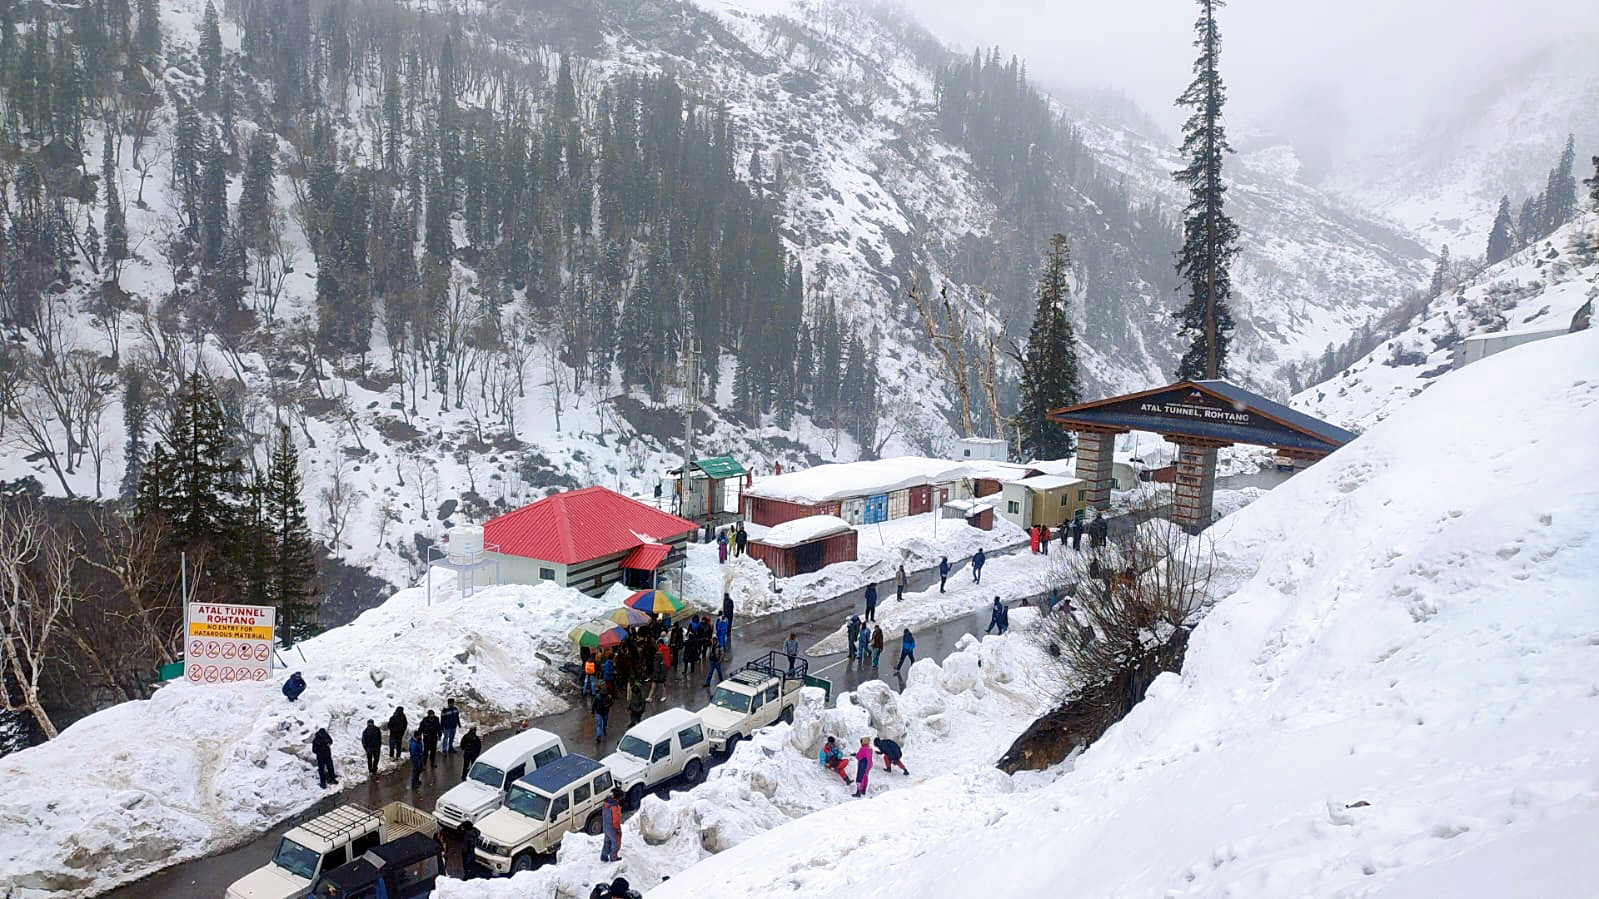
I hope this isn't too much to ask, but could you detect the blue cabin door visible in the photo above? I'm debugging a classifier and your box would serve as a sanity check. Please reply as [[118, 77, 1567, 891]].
[[863, 494, 888, 524]]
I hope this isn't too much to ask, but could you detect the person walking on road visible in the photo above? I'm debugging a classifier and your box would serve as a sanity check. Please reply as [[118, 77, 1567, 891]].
[[846, 615, 862, 662], [734, 524, 749, 557], [459, 727, 482, 781], [628, 679, 647, 724], [441, 700, 460, 754], [784, 632, 800, 675], [420, 709, 442, 769], [387, 706, 408, 759], [408, 733, 425, 787], [722, 592, 735, 622], [874, 737, 909, 774], [985, 597, 1004, 635], [895, 629, 916, 673], [870, 626, 884, 669], [312, 728, 338, 788], [704, 640, 724, 687], [715, 614, 731, 657], [649, 640, 669, 703], [857, 624, 871, 666], [853, 737, 873, 797], [895, 564, 908, 601], [717, 530, 728, 563], [938, 556, 949, 593], [361, 719, 383, 775], [1070, 518, 1084, 551], [863, 582, 878, 622], [592, 687, 612, 745], [600, 787, 625, 862], [972, 548, 986, 584]]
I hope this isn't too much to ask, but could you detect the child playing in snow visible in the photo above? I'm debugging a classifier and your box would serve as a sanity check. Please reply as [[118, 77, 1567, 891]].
[[819, 736, 851, 785]]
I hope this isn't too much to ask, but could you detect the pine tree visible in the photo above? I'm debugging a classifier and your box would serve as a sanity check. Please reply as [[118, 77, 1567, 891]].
[[140, 374, 245, 557], [133, 0, 160, 70], [199, 1, 222, 109], [1171, 0, 1240, 380], [264, 426, 321, 645], [120, 365, 148, 499], [199, 130, 228, 266], [101, 132, 128, 282], [1429, 245, 1450, 299], [1016, 234, 1082, 460], [1517, 196, 1543, 248], [1587, 155, 1599, 210], [382, 64, 404, 174], [237, 132, 276, 254], [1485, 195, 1515, 265], [1543, 134, 1578, 233]]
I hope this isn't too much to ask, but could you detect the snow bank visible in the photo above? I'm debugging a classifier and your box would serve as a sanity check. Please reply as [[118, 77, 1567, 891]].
[[643, 328, 1599, 895], [435, 629, 1052, 897], [0, 572, 608, 898]]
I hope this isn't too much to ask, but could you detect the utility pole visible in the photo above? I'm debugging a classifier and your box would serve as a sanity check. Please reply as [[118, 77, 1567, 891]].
[[680, 332, 700, 521]]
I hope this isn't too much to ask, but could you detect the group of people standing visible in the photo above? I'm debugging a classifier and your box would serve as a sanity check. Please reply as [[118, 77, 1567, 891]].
[[365, 700, 481, 788], [716, 524, 750, 563], [818, 735, 909, 798], [1031, 515, 1108, 554], [845, 614, 887, 669]]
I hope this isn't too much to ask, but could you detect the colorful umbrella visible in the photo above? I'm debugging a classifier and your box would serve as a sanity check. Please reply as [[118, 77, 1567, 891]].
[[601, 606, 652, 627], [624, 589, 685, 615], [568, 621, 628, 649]]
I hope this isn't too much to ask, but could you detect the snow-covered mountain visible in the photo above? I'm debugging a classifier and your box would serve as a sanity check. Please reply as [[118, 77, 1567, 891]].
[[1295, 213, 1596, 432], [1322, 36, 1599, 254], [0, 0, 1434, 592]]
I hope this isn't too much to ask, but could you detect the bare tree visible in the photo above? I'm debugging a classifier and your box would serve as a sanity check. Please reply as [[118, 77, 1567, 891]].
[[319, 449, 363, 551], [909, 276, 974, 436], [1031, 507, 1214, 744], [0, 502, 77, 739]]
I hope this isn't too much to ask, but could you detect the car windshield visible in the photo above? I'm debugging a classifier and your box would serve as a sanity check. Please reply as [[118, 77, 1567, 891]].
[[504, 786, 551, 821], [467, 763, 504, 789], [271, 838, 321, 881], [710, 687, 750, 713], [617, 735, 653, 760]]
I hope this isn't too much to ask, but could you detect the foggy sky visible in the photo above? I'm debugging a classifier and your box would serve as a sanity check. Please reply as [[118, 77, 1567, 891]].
[[901, 0, 1598, 147]]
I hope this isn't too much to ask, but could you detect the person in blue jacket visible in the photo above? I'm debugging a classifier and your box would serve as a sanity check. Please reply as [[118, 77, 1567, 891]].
[[972, 548, 986, 583], [282, 671, 306, 702], [856, 625, 871, 667], [408, 734, 426, 787], [863, 583, 878, 622], [895, 629, 916, 672], [985, 597, 1003, 634]]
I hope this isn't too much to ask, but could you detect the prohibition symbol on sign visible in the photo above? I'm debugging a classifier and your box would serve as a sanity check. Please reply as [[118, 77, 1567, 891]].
[[205, 641, 221, 658], [223, 643, 237, 660], [253, 644, 270, 661], [188, 666, 203, 682], [190, 640, 205, 657], [254, 668, 270, 681], [221, 667, 237, 682], [204, 666, 220, 683]]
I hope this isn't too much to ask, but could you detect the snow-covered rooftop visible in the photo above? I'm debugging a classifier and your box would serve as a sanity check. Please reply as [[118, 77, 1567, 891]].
[[744, 457, 980, 504], [1012, 474, 1084, 491], [752, 515, 854, 549]]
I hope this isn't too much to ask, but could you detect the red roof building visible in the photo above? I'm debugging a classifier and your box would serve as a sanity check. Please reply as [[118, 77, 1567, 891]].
[[484, 487, 699, 596]]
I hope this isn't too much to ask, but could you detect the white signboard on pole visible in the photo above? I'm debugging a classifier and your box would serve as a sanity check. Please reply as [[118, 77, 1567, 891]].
[[185, 603, 275, 685]]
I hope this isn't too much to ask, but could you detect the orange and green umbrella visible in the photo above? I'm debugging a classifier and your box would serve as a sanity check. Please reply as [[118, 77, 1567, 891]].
[[568, 621, 628, 649], [601, 606, 652, 627]]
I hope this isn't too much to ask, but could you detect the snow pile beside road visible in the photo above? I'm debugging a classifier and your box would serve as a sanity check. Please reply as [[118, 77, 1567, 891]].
[[0, 572, 607, 898], [642, 328, 1599, 896], [435, 625, 1052, 897], [683, 511, 1028, 619]]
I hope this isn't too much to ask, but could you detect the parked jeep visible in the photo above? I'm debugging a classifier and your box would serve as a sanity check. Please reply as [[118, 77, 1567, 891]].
[[472, 755, 615, 875], [602, 707, 712, 808], [309, 831, 443, 899], [434, 727, 566, 831], [226, 802, 437, 899], [699, 652, 805, 755]]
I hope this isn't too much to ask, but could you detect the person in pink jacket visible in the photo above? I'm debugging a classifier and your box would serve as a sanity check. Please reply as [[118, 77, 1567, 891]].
[[853, 737, 873, 797]]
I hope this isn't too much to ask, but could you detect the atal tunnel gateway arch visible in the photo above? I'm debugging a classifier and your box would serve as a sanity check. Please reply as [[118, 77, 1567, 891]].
[[1048, 380, 1356, 531]]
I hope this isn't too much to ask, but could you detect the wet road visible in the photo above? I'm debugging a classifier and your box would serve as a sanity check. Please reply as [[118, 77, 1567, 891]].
[[107, 543, 1029, 898]]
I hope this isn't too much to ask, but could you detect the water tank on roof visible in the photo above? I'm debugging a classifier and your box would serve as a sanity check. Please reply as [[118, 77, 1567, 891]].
[[446, 524, 484, 562]]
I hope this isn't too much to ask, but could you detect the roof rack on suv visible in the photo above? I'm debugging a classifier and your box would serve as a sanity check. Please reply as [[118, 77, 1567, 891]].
[[295, 804, 378, 844], [738, 650, 806, 681]]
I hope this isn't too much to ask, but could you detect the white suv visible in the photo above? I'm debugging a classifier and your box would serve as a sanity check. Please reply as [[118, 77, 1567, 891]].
[[473, 755, 615, 875], [700, 653, 803, 754], [434, 728, 566, 830], [601, 707, 712, 809]]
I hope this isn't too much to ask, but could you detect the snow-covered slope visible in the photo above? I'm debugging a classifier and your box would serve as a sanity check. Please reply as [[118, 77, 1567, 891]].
[[640, 326, 1599, 895], [1295, 214, 1596, 431], [0, 576, 608, 898], [1324, 36, 1599, 252]]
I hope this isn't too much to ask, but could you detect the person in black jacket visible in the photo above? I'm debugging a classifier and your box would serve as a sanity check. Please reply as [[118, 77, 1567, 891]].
[[873, 737, 908, 775], [360, 719, 383, 775], [312, 728, 338, 787], [441, 700, 461, 754], [863, 583, 878, 622], [387, 707, 408, 759], [592, 688, 612, 745], [419, 710, 442, 769], [459, 727, 482, 782]]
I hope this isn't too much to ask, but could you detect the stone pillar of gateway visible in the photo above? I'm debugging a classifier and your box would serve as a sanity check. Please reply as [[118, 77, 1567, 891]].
[[1073, 429, 1121, 512], [1169, 437, 1228, 532]]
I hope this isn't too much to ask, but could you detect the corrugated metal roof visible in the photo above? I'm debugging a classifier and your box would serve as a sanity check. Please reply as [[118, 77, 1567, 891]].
[[1191, 380, 1357, 446], [693, 456, 747, 479], [483, 487, 697, 565], [619, 543, 670, 571]]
